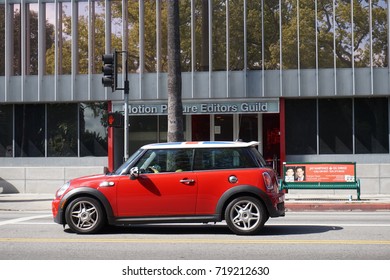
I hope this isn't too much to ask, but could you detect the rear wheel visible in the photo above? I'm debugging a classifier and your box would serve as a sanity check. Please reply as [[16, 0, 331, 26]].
[[65, 197, 105, 234], [225, 196, 268, 235]]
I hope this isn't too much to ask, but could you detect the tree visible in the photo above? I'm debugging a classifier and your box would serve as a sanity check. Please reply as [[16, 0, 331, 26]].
[[167, 0, 184, 142]]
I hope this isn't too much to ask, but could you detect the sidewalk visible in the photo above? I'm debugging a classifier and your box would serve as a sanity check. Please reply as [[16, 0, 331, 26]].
[[284, 194, 390, 212], [0, 193, 53, 212], [0, 193, 389, 212]]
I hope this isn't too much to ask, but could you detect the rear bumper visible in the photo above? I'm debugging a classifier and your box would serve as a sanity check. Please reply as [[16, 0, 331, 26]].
[[269, 192, 285, 217]]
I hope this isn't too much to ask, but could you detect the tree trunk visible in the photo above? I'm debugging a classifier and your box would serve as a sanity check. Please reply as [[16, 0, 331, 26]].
[[167, 0, 184, 142]]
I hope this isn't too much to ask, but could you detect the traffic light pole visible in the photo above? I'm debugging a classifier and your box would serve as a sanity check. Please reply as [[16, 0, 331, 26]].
[[116, 51, 129, 162], [123, 67, 129, 162], [102, 50, 130, 162]]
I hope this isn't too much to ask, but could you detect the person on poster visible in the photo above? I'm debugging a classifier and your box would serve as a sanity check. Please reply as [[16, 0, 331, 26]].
[[295, 166, 305, 181], [285, 167, 295, 182]]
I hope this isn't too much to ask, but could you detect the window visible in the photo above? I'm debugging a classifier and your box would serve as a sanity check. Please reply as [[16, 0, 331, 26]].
[[60, 2, 72, 75], [285, 99, 317, 155], [0, 105, 13, 157], [5, 103, 109, 158], [355, 98, 389, 153], [77, 1, 89, 74], [129, 116, 160, 154], [192, 115, 210, 141], [135, 149, 193, 173], [129, 115, 182, 155], [193, 148, 256, 170], [286, 98, 390, 156], [319, 99, 352, 154], [80, 102, 108, 157], [239, 114, 258, 142], [15, 104, 45, 157], [47, 104, 78, 157], [214, 114, 233, 141], [12, 4, 21, 76]]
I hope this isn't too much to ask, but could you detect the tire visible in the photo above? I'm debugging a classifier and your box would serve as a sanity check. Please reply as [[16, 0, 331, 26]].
[[225, 196, 268, 235], [65, 197, 106, 234]]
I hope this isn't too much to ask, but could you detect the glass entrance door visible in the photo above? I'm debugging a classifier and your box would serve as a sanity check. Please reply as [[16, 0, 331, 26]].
[[192, 115, 210, 141], [262, 113, 280, 175], [238, 114, 259, 142], [214, 114, 233, 141]]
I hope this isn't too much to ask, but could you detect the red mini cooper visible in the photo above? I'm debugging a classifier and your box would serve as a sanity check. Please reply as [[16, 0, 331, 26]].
[[52, 141, 285, 235]]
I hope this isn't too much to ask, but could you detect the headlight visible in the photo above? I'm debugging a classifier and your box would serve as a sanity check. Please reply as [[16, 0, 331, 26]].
[[56, 182, 70, 198]]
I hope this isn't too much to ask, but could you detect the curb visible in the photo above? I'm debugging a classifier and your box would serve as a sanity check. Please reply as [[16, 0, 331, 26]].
[[0, 194, 389, 212], [285, 202, 390, 212]]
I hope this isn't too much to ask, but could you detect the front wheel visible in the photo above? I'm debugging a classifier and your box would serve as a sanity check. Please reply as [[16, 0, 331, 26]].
[[65, 197, 105, 234], [225, 196, 268, 235]]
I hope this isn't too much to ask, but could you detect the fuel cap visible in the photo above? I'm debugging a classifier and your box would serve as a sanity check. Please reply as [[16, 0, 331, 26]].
[[228, 175, 238, 184]]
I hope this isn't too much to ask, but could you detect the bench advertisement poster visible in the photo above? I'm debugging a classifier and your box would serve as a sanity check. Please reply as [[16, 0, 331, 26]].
[[284, 163, 356, 183]]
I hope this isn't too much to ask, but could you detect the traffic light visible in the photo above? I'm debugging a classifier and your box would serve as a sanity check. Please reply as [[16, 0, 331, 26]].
[[102, 53, 117, 90], [107, 112, 123, 128]]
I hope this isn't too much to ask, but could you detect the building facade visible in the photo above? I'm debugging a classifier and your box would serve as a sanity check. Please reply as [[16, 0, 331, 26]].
[[1, 0, 390, 196]]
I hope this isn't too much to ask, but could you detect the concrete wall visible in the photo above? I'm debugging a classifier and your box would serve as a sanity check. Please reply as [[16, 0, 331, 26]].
[[0, 166, 106, 194], [1, 69, 389, 103], [0, 163, 389, 196]]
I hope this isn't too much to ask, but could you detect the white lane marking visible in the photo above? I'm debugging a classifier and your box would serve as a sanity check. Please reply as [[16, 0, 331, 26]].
[[0, 214, 52, 226], [268, 223, 390, 227]]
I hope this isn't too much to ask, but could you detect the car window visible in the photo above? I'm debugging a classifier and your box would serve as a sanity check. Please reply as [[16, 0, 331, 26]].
[[135, 149, 193, 173], [249, 147, 267, 167], [193, 148, 257, 170], [114, 148, 144, 175]]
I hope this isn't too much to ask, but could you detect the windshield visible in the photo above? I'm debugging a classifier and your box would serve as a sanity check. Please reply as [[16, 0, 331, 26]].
[[114, 148, 144, 175]]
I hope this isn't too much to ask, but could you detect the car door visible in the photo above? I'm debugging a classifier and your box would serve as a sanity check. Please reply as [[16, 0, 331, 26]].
[[116, 148, 197, 217], [193, 147, 260, 214]]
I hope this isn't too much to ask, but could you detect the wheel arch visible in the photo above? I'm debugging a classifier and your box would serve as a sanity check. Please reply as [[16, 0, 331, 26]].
[[215, 185, 272, 221], [59, 187, 115, 225]]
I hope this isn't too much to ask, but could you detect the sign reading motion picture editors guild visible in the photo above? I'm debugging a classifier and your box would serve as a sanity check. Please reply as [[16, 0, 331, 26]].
[[284, 163, 355, 183]]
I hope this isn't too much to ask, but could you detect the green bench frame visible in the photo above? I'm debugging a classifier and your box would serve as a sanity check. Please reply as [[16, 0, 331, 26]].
[[279, 162, 361, 200]]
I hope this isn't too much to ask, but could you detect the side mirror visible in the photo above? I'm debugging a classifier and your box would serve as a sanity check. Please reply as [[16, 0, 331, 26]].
[[130, 167, 139, 180]]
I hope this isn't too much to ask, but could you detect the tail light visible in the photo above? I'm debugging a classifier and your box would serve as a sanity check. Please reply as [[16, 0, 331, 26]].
[[262, 172, 274, 191]]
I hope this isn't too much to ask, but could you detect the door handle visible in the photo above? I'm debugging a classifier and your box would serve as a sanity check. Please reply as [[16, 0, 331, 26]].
[[179, 179, 195, 185]]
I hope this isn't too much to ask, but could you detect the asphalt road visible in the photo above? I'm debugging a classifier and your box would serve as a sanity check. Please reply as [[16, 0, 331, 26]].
[[0, 211, 389, 260]]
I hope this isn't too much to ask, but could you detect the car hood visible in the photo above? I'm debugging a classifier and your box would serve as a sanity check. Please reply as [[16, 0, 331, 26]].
[[68, 174, 119, 188]]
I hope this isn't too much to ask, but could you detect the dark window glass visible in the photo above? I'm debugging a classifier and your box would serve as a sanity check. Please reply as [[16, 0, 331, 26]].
[[80, 102, 108, 157], [319, 99, 352, 154], [193, 148, 257, 170], [158, 115, 168, 143], [129, 116, 159, 155], [285, 99, 317, 155], [215, 114, 233, 141], [239, 114, 258, 142], [47, 104, 78, 157], [192, 115, 210, 141], [15, 104, 45, 157], [355, 98, 389, 154], [135, 149, 193, 173], [0, 105, 13, 157], [129, 115, 183, 155]]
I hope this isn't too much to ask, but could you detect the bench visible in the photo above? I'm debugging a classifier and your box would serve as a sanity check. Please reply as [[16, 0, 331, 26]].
[[279, 162, 361, 200]]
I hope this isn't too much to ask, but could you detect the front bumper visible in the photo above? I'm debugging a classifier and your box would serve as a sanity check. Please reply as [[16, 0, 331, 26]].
[[52, 198, 65, 224]]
